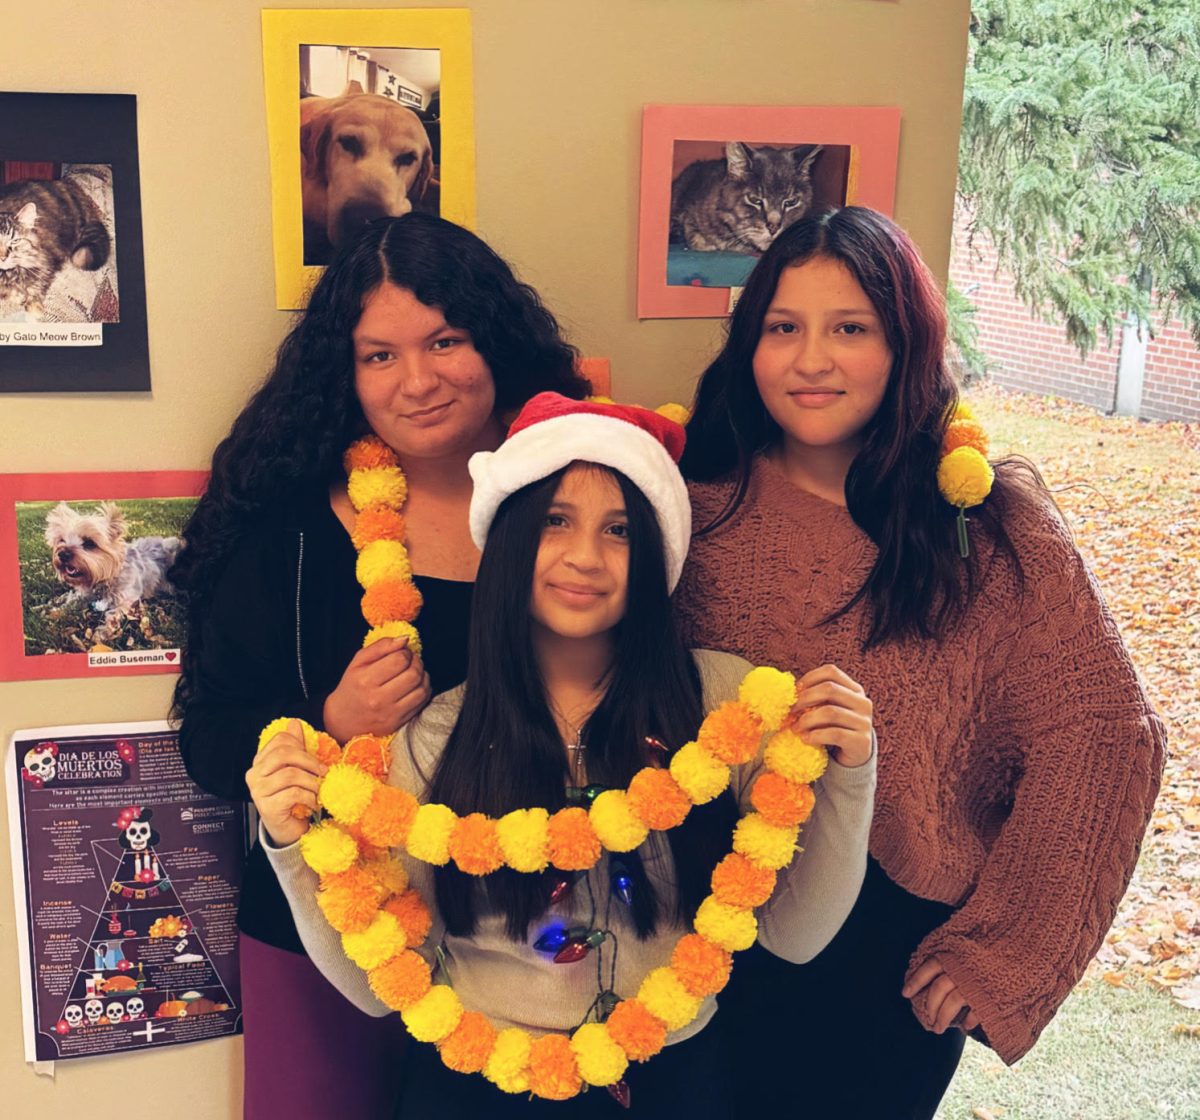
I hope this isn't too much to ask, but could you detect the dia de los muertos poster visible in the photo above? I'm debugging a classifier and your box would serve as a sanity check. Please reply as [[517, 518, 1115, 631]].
[[6, 721, 249, 1062]]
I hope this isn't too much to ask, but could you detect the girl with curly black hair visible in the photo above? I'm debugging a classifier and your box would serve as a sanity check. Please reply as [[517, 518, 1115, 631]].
[[172, 213, 589, 1118]]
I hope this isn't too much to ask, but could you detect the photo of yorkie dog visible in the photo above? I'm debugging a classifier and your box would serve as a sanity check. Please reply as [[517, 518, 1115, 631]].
[[43, 501, 184, 642]]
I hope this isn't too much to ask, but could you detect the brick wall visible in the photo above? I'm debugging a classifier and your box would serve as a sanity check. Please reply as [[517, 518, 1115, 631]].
[[948, 218, 1200, 422]]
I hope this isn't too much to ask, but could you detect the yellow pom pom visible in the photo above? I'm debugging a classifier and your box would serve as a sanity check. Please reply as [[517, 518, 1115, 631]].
[[484, 1027, 533, 1094], [406, 803, 458, 866], [319, 763, 378, 825], [764, 729, 829, 785], [341, 910, 406, 970], [348, 465, 408, 512], [586, 394, 615, 404], [570, 1023, 628, 1087], [952, 399, 976, 422], [694, 896, 759, 951], [356, 539, 412, 590], [496, 808, 551, 873], [588, 790, 650, 853], [655, 402, 690, 426], [257, 717, 318, 754], [636, 967, 703, 1032], [363, 619, 423, 657], [733, 813, 799, 871], [298, 822, 358, 876], [937, 445, 994, 508], [402, 984, 463, 1043], [362, 854, 409, 897], [737, 668, 796, 731], [669, 741, 730, 804]]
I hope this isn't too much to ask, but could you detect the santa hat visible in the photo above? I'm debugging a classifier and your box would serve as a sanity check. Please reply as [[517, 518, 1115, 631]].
[[468, 393, 691, 590]]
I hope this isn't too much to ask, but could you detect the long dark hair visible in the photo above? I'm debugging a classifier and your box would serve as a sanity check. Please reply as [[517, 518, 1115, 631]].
[[425, 465, 736, 941], [681, 205, 1025, 646], [172, 214, 588, 718]]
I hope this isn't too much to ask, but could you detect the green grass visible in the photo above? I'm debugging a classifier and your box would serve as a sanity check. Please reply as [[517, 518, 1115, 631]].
[[18, 496, 194, 654], [937, 981, 1200, 1119]]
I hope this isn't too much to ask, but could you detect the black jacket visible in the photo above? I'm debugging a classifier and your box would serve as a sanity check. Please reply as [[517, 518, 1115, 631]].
[[179, 486, 472, 950]]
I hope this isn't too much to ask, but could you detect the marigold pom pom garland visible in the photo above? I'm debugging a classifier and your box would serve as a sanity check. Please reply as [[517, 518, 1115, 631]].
[[260, 661, 826, 1102], [937, 400, 994, 557]]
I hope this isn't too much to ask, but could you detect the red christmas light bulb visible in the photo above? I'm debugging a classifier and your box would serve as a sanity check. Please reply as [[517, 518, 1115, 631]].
[[607, 1080, 632, 1109], [552, 938, 591, 964]]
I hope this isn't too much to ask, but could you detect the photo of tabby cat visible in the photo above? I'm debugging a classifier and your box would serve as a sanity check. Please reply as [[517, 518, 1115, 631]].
[[0, 165, 118, 323], [669, 142, 825, 254]]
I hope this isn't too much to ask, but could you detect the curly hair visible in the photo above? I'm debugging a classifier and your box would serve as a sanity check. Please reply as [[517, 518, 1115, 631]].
[[172, 213, 588, 717], [681, 206, 1030, 647]]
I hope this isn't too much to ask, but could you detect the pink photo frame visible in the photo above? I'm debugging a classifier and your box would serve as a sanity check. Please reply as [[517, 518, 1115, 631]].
[[0, 471, 207, 681], [637, 105, 901, 319]]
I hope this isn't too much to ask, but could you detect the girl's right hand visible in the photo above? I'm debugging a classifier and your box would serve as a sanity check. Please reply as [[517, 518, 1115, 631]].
[[245, 719, 328, 847], [323, 638, 432, 742]]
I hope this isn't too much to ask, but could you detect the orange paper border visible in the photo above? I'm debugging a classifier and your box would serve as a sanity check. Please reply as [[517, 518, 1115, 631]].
[[637, 105, 901, 319], [0, 471, 208, 681]]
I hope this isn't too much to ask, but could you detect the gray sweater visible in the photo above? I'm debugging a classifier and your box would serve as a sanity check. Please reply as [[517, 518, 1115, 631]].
[[265, 649, 875, 1043]]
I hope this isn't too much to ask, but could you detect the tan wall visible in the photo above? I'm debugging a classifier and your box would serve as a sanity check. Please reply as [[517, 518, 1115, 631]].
[[0, 1, 969, 1111]]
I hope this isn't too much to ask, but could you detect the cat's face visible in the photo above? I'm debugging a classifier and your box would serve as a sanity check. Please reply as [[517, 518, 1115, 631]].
[[0, 203, 39, 272], [726, 144, 822, 252]]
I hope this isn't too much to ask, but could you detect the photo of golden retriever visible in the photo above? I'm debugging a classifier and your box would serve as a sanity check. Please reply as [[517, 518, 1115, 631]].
[[300, 82, 438, 264]]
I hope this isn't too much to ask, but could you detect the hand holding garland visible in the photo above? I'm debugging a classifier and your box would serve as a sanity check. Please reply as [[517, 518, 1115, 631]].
[[247, 719, 329, 847], [790, 664, 873, 769], [323, 637, 431, 743]]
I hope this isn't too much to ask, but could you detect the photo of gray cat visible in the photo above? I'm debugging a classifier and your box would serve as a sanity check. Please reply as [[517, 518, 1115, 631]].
[[0, 164, 119, 324], [667, 141, 849, 288], [671, 142, 824, 254]]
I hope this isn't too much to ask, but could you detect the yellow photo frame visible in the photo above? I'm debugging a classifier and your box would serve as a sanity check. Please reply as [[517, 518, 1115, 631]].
[[262, 8, 476, 309]]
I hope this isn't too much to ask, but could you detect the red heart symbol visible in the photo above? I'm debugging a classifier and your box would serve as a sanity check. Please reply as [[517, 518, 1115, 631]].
[[164, 651, 178, 662]]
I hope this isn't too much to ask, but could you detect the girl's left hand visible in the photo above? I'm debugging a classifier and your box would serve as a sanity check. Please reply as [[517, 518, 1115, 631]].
[[790, 663, 874, 769], [902, 955, 981, 1034]]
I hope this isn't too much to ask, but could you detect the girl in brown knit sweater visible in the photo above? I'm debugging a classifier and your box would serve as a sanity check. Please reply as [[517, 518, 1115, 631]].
[[676, 206, 1166, 1118]]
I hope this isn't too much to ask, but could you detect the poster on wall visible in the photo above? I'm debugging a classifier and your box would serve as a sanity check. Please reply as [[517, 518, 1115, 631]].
[[0, 470, 206, 682], [7, 721, 249, 1062], [0, 92, 150, 392], [263, 8, 477, 309], [637, 105, 902, 319]]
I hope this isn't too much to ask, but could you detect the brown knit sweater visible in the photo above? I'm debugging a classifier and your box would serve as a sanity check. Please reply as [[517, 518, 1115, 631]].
[[674, 454, 1166, 1064]]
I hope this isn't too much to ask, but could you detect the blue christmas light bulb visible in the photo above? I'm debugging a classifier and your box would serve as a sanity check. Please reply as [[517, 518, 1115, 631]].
[[610, 860, 635, 907]]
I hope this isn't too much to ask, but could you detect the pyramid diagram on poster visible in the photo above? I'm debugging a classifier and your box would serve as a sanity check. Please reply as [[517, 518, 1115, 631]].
[[54, 805, 238, 1041]]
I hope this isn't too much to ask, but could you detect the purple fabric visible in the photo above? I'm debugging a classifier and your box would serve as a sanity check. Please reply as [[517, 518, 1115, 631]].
[[240, 933, 409, 1119]]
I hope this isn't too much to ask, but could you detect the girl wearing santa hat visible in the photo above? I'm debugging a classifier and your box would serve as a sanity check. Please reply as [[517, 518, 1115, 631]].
[[249, 393, 877, 1116]]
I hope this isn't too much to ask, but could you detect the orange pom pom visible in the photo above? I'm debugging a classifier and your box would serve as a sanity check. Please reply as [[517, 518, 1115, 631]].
[[750, 772, 816, 829], [359, 785, 418, 848], [604, 999, 667, 1061], [384, 889, 433, 945], [367, 949, 431, 1010], [697, 702, 763, 766], [342, 734, 392, 780], [626, 767, 690, 831], [528, 1033, 582, 1100], [344, 436, 399, 473], [351, 506, 408, 550], [345, 823, 386, 863], [289, 802, 313, 821], [670, 934, 733, 998], [942, 418, 989, 457], [546, 808, 602, 871], [449, 813, 505, 875], [711, 852, 777, 909], [362, 579, 424, 628], [317, 865, 383, 933], [313, 732, 343, 767], [439, 1011, 497, 1073]]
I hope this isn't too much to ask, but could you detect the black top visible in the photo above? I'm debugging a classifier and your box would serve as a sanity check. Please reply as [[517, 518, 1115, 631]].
[[178, 486, 472, 951]]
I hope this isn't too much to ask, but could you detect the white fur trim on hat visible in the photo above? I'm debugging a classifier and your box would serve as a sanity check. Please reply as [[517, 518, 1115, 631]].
[[468, 413, 692, 590]]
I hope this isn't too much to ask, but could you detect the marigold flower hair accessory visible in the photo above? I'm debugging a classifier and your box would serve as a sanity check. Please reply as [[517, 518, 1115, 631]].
[[937, 399, 994, 557]]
